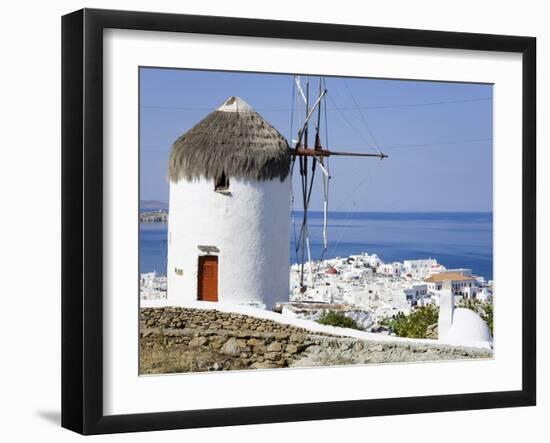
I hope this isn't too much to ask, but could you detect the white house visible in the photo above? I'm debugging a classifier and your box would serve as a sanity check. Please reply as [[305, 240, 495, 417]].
[[140, 271, 167, 300], [476, 287, 493, 302], [403, 282, 428, 306], [167, 96, 291, 309], [403, 258, 438, 278], [424, 272, 479, 296], [377, 262, 403, 276], [368, 253, 381, 268]]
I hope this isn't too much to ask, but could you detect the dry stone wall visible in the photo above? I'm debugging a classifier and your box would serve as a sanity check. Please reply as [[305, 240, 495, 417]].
[[140, 307, 492, 374]]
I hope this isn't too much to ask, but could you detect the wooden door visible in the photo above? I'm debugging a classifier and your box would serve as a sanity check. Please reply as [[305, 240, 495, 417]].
[[197, 256, 218, 302]]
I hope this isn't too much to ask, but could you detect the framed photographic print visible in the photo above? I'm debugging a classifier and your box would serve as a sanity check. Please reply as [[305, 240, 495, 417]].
[[61, 8, 536, 435]]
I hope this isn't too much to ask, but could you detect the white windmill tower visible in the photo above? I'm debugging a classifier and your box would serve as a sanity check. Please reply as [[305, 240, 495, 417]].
[[167, 96, 291, 309]]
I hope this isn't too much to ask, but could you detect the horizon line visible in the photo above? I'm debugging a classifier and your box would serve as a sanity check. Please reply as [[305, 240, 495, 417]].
[[140, 202, 493, 214]]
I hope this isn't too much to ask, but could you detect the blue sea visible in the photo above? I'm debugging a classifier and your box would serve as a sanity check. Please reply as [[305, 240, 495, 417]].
[[140, 211, 493, 281]]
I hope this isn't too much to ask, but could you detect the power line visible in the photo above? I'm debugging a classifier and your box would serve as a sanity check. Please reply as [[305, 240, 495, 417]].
[[325, 94, 375, 151], [139, 96, 492, 112], [353, 97, 492, 110], [342, 79, 382, 154], [383, 137, 492, 151]]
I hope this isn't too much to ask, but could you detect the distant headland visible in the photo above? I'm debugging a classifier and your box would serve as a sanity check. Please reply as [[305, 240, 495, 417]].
[[140, 209, 167, 223]]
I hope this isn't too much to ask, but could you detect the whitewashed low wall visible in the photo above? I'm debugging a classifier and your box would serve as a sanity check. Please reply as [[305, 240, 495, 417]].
[[140, 299, 492, 350]]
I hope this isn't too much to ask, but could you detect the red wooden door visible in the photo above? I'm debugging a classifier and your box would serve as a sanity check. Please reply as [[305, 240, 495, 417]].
[[198, 256, 218, 302]]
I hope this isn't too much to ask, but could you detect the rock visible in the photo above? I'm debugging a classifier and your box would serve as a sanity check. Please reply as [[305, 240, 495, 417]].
[[371, 344, 385, 352], [353, 342, 364, 352], [220, 338, 242, 356], [266, 342, 283, 352], [165, 329, 186, 337], [250, 361, 277, 369], [236, 339, 248, 348], [247, 338, 264, 347], [285, 344, 299, 354], [339, 341, 352, 350], [209, 340, 223, 350], [252, 344, 266, 354], [290, 333, 306, 343], [274, 332, 290, 340], [264, 352, 280, 361], [188, 337, 207, 348]]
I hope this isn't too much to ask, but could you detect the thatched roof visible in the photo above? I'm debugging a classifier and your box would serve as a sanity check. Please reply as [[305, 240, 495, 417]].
[[168, 96, 290, 183]]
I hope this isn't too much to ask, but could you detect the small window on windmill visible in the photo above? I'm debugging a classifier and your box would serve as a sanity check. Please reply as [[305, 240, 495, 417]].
[[214, 172, 230, 192]]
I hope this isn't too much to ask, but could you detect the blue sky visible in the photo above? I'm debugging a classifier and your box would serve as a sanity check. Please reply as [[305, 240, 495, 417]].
[[140, 68, 493, 212]]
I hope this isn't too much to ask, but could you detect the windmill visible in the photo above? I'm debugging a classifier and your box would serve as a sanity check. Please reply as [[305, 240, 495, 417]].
[[289, 76, 388, 291]]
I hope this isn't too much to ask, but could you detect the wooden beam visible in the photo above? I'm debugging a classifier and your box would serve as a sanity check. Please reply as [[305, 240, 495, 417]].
[[290, 147, 388, 159]]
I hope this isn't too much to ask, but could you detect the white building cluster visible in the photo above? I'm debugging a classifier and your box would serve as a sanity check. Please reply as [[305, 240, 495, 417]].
[[140, 272, 167, 300], [289, 252, 493, 326]]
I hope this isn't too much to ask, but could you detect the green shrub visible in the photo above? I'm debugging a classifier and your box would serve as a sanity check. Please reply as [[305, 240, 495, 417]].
[[382, 298, 494, 338], [317, 311, 363, 330], [383, 304, 439, 338]]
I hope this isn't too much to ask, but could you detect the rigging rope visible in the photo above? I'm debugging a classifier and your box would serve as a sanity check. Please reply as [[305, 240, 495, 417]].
[[298, 78, 310, 287], [342, 79, 383, 155], [329, 160, 382, 258], [289, 77, 300, 265], [319, 77, 331, 263], [292, 77, 385, 286], [326, 94, 376, 152]]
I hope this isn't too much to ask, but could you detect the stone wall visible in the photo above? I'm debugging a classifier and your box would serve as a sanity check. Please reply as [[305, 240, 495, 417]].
[[140, 307, 492, 374]]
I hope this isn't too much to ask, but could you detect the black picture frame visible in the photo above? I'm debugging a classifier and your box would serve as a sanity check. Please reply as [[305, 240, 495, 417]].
[[61, 8, 536, 435]]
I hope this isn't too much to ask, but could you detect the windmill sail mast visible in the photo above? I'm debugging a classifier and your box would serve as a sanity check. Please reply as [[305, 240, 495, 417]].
[[291, 76, 389, 291]]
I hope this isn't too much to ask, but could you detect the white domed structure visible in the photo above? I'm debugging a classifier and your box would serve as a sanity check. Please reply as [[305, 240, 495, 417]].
[[444, 308, 492, 343], [167, 96, 291, 309], [438, 281, 492, 348]]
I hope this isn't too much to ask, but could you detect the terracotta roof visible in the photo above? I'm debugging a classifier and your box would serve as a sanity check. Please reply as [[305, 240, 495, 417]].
[[424, 272, 475, 283]]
